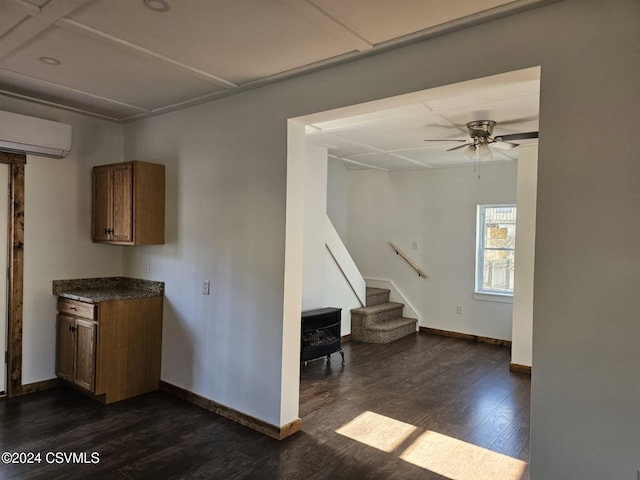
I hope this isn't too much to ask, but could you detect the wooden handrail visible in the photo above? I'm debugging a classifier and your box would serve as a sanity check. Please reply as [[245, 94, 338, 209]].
[[388, 242, 427, 278]]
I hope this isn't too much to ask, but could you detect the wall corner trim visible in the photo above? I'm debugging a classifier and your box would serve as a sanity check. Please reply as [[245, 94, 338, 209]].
[[159, 381, 302, 440], [509, 363, 532, 375], [20, 378, 61, 395]]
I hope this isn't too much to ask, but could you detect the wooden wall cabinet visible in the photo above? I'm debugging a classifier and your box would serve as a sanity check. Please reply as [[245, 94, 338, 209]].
[[92, 160, 165, 245], [56, 296, 163, 404]]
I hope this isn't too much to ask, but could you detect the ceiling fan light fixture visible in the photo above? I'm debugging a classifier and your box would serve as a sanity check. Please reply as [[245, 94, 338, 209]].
[[477, 142, 493, 161], [466, 120, 496, 139], [463, 145, 476, 161]]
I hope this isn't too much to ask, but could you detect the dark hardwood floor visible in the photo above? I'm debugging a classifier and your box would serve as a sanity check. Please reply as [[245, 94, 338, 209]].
[[0, 333, 530, 479]]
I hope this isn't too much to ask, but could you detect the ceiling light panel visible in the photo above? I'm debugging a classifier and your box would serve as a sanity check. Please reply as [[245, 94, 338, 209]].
[[69, 0, 355, 85], [311, 0, 517, 44], [1, 26, 225, 111]]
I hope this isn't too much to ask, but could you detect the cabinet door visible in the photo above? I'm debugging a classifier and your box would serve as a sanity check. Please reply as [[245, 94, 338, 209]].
[[56, 315, 75, 382], [92, 165, 112, 241], [74, 319, 97, 392], [110, 163, 133, 242]]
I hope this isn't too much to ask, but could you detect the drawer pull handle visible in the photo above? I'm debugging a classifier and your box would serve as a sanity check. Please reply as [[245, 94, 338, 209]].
[[70, 307, 77, 311]]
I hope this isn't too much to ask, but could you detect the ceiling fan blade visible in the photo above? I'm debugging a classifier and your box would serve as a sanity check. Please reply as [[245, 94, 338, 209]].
[[494, 131, 538, 141], [490, 140, 519, 150], [447, 143, 471, 152], [493, 116, 539, 126]]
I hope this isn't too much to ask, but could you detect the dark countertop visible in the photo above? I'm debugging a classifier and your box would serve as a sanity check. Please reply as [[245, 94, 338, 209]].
[[53, 277, 164, 304]]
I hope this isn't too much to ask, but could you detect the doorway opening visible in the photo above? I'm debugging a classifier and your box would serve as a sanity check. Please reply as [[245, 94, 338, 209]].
[[0, 163, 9, 396], [0, 151, 26, 398], [282, 69, 540, 462]]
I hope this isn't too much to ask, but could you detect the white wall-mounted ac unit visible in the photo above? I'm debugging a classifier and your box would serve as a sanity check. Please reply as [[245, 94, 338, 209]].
[[0, 110, 72, 158]]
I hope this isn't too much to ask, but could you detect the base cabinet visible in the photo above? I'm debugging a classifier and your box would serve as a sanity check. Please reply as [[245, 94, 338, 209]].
[[56, 296, 162, 404], [56, 315, 96, 392]]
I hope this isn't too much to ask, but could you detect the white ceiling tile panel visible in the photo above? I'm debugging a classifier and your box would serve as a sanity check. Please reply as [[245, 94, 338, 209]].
[[0, 0, 32, 37], [305, 68, 539, 171], [0, 69, 145, 120], [306, 132, 379, 156], [397, 146, 515, 167], [2, 26, 225, 110], [311, 0, 517, 44], [434, 95, 540, 133], [69, 0, 355, 84], [343, 152, 428, 171]]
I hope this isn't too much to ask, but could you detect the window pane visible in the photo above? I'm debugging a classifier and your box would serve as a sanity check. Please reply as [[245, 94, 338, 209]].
[[483, 207, 516, 248], [482, 250, 515, 292], [477, 205, 516, 295]]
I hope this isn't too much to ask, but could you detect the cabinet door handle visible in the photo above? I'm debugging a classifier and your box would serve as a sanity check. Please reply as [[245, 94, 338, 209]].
[[68, 325, 76, 333]]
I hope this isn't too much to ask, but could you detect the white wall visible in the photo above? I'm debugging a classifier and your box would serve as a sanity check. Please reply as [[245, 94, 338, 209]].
[[346, 164, 517, 340], [122, 93, 290, 427], [0, 97, 124, 384], [511, 146, 538, 367], [301, 145, 360, 335], [111, 1, 638, 477], [301, 143, 328, 309], [326, 157, 349, 242]]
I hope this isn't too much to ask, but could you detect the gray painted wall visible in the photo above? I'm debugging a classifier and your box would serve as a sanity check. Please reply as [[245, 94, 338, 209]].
[[118, 1, 638, 477]]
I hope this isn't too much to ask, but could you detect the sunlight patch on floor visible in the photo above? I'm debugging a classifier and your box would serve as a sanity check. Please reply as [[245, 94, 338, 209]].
[[336, 411, 527, 479], [400, 430, 527, 480], [336, 410, 417, 452]]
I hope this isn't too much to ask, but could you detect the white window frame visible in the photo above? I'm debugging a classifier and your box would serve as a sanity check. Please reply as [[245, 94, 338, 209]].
[[475, 204, 516, 300]]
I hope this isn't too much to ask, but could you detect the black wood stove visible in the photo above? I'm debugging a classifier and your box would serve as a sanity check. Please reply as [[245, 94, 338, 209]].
[[301, 307, 344, 364]]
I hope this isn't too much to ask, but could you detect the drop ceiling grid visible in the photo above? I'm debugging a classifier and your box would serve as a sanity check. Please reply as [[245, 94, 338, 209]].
[[69, 0, 356, 85], [0, 2, 30, 37], [1, 25, 226, 111], [337, 151, 428, 171], [305, 68, 539, 171], [0, 0, 547, 122], [0, 68, 148, 119], [312, 0, 520, 44]]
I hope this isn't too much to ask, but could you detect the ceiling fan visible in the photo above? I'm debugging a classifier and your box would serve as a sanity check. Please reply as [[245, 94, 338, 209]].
[[424, 120, 538, 161]]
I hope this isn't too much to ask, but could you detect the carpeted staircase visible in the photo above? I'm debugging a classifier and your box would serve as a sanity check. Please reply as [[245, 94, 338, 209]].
[[350, 287, 417, 343]]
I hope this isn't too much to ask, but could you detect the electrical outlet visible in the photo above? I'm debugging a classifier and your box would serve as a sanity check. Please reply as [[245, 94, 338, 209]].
[[144, 262, 150, 273], [412, 241, 419, 250], [202, 280, 210, 295], [456, 305, 463, 315]]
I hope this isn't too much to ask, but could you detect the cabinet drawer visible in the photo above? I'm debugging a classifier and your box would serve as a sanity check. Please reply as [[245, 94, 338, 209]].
[[57, 298, 95, 320]]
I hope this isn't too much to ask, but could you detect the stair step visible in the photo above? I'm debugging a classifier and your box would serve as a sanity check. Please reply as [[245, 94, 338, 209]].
[[352, 302, 403, 315], [352, 315, 417, 344], [365, 287, 390, 307], [351, 302, 403, 324], [367, 316, 417, 332]]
